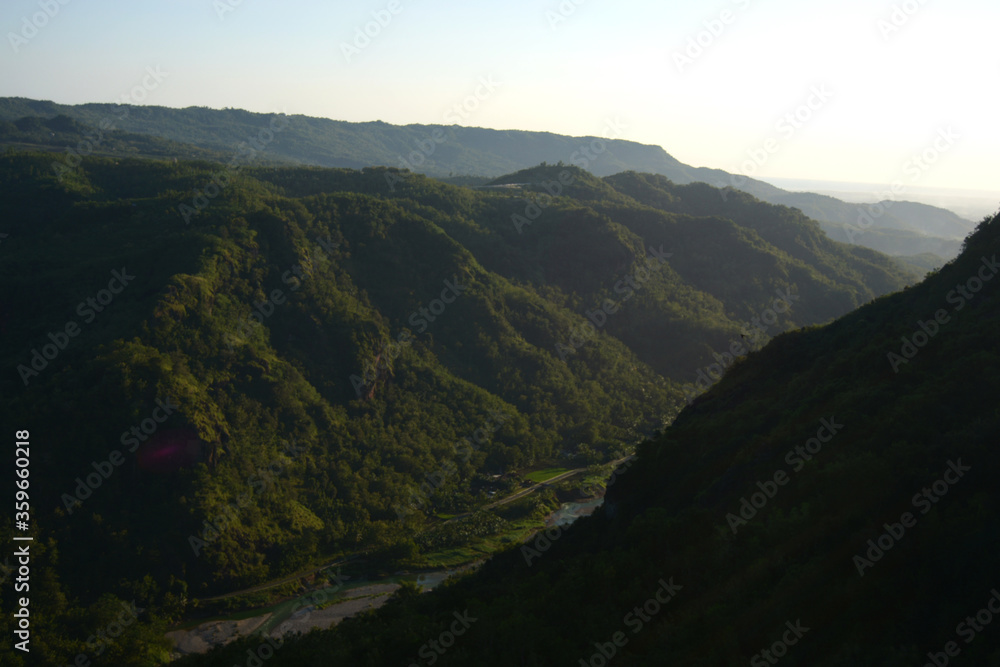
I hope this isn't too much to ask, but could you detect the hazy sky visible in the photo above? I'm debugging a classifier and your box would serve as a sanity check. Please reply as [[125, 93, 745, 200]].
[[2, 0, 998, 194]]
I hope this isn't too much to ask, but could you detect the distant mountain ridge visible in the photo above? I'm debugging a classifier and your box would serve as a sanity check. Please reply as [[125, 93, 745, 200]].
[[0, 96, 976, 261]]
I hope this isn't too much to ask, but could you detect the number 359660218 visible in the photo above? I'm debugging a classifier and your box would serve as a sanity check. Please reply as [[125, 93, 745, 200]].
[[15, 430, 29, 525]]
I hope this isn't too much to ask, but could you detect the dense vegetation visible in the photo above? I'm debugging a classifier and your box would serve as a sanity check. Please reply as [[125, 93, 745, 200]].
[[0, 114, 238, 164], [175, 206, 1000, 666], [0, 152, 916, 664], [0, 96, 973, 260]]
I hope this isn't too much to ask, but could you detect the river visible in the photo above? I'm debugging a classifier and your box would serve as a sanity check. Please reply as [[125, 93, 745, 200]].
[[167, 497, 603, 658]]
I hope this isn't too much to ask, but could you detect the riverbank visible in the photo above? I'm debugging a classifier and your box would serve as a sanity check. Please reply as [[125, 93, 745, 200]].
[[166, 460, 622, 658]]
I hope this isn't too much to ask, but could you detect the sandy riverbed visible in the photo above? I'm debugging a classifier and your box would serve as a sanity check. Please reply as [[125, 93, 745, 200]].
[[266, 583, 400, 637], [168, 583, 401, 658], [166, 613, 273, 655]]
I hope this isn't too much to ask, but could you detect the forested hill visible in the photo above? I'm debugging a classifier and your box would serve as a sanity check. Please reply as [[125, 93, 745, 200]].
[[0, 97, 974, 259], [0, 152, 914, 663], [175, 205, 1000, 667]]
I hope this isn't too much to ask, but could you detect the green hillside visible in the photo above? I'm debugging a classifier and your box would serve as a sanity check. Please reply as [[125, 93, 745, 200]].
[[173, 206, 1000, 666], [0, 97, 973, 259], [0, 152, 917, 664]]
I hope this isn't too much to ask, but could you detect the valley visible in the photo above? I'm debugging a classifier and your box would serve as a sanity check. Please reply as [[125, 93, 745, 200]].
[[3, 2, 998, 664], [167, 460, 611, 658], [0, 146, 928, 663]]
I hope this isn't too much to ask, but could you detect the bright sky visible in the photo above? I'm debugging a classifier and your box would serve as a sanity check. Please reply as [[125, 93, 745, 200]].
[[2, 0, 998, 194]]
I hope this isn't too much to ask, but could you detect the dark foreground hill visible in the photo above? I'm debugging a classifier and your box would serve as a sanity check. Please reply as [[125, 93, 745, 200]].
[[0, 152, 918, 664], [0, 97, 973, 259], [172, 205, 1000, 666]]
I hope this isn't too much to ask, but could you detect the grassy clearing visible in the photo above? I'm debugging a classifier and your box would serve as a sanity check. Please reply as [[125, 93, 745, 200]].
[[524, 467, 571, 483], [417, 516, 547, 568]]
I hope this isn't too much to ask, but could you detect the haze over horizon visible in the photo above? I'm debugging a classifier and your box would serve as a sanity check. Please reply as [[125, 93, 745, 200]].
[[8, 1, 1000, 664], [2, 0, 998, 194]]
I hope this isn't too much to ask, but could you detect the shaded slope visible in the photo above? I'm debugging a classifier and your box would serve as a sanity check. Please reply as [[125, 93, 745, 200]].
[[176, 208, 1000, 666], [0, 153, 924, 664]]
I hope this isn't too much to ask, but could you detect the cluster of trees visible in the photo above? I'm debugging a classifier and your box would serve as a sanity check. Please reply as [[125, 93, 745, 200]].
[[0, 95, 971, 262], [175, 207, 1000, 666], [0, 114, 234, 163], [0, 151, 916, 664]]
